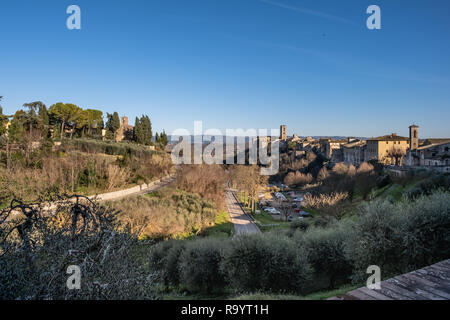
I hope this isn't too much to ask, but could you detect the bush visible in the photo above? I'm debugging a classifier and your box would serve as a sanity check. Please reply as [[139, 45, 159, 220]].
[[398, 191, 450, 268], [345, 199, 403, 283], [179, 239, 226, 294], [149, 240, 186, 290], [0, 196, 154, 300], [346, 190, 450, 283], [295, 221, 354, 291], [290, 219, 310, 233], [221, 234, 312, 294]]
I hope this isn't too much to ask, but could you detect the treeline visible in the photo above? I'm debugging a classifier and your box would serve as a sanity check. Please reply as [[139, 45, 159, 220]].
[[149, 190, 450, 296], [0, 97, 168, 147]]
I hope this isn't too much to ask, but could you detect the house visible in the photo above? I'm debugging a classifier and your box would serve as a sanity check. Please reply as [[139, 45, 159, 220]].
[[364, 133, 409, 165], [343, 139, 367, 166], [406, 141, 450, 168], [320, 138, 347, 160]]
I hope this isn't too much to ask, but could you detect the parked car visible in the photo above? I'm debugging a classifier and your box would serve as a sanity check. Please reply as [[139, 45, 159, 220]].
[[265, 207, 281, 215], [287, 216, 294, 222], [299, 211, 312, 218]]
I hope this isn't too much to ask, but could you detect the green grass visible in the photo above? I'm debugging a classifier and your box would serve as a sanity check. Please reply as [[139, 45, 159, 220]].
[[230, 285, 358, 300], [251, 210, 291, 232], [201, 211, 234, 238], [162, 284, 358, 301]]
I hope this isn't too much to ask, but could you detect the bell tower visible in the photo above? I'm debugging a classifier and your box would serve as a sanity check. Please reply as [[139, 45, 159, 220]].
[[280, 125, 287, 140], [409, 125, 419, 150]]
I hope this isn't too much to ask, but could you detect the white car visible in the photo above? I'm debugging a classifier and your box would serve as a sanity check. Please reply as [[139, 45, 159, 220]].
[[264, 207, 281, 215]]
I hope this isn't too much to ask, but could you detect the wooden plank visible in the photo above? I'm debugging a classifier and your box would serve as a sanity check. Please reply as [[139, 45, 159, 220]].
[[338, 260, 450, 301], [411, 270, 450, 288], [393, 275, 446, 300], [358, 287, 393, 300], [415, 268, 450, 286], [327, 297, 343, 300], [346, 289, 378, 300], [399, 274, 450, 299], [339, 294, 359, 300], [376, 285, 413, 300], [439, 259, 450, 268], [382, 279, 429, 300], [427, 264, 450, 279]]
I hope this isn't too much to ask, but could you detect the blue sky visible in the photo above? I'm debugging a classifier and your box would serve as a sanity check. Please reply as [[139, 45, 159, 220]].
[[0, 0, 449, 138]]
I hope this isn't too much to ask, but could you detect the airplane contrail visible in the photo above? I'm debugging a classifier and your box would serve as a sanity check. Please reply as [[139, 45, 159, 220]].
[[259, 0, 357, 26]]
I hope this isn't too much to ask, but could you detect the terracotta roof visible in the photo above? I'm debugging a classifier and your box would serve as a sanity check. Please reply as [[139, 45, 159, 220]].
[[417, 140, 450, 150], [342, 140, 366, 148], [422, 138, 450, 145], [368, 134, 409, 142]]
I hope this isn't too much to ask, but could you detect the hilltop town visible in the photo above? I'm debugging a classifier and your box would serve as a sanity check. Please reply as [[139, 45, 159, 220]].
[[277, 124, 450, 174]]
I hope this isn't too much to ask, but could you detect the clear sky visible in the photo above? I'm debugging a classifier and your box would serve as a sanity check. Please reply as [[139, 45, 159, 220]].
[[1, 0, 449, 138]]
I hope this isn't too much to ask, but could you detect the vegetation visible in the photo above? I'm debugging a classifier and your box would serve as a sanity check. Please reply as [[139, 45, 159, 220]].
[[113, 187, 218, 240], [176, 165, 228, 209], [0, 140, 173, 207], [0, 196, 155, 300], [133, 115, 152, 145], [148, 190, 450, 296]]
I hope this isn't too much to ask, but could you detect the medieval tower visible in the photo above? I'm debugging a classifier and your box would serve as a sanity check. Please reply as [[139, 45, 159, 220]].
[[409, 124, 419, 150]]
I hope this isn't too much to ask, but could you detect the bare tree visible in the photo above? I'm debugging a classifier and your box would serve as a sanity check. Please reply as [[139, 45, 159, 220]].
[[386, 147, 406, 166], [277, 199, 291, 222]]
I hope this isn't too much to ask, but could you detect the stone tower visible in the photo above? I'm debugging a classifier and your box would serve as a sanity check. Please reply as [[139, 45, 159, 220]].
[[280, 125, 287, 140], [409, 125, 419, 150]]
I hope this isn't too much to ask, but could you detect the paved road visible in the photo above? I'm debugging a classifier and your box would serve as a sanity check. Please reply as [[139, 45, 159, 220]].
[[139, 176, 175, 195], [225, 190, 261, 236], [5, 176, 176, 221]]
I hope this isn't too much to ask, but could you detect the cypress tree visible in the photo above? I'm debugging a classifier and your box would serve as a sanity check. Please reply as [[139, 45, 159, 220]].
[[38, 104, 49, 138], [133, 116, 141, 143]]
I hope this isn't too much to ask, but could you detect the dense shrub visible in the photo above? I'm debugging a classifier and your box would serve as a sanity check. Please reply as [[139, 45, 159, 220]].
[[290, 219, 311, 233], [0, 196, 154, 299], [149, 240, 186, 290], [346, 191, 450, 282], [179, 239, 226, 294], [295, 221, 354, 290], [221, 234, 312, 294], [345, 199, 403, 282], [397, 191, 450, 268], [406, 175, 450, 199]]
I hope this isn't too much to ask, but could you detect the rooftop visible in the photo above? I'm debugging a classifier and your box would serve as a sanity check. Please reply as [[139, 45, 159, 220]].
[[368, 134, 409, 142]]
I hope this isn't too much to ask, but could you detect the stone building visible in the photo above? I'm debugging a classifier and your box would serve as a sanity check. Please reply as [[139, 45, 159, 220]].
[[409, 125, 419, 150], [365, 133, 409, 165], [343, 139, 367, 166], [406, 141, 450, 167], [116, 116, 134, 142], [320, 138, 347, 159]]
